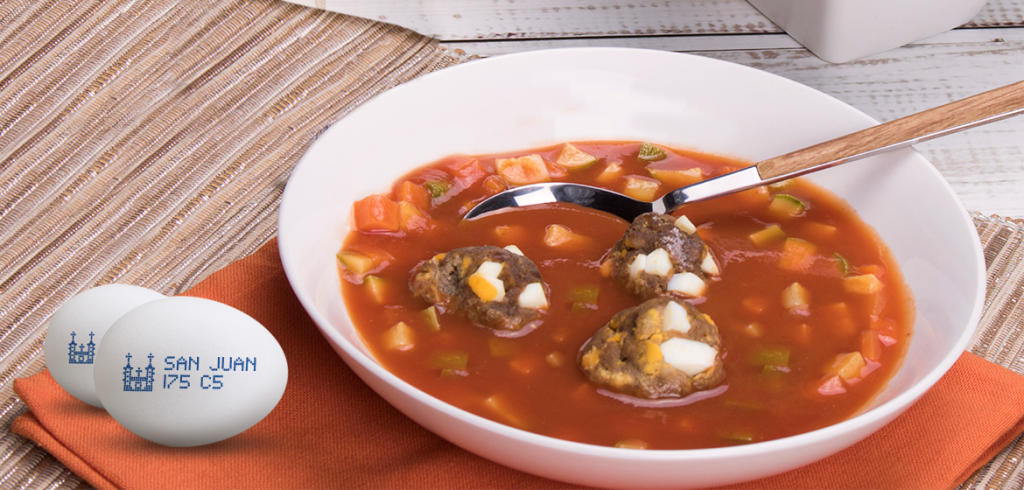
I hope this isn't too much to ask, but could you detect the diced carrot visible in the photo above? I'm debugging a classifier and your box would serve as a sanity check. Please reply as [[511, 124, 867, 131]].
[[794, 323, 812, 344], [741, 322, 764, 338], [621, 176, 660, 201], [869, 316, 898, 334], [599, 259, 614, 278], [802, 222, 837, 242], [742, 295, 771, 314], [843, 274, 883, 294], [510, 356, 540, 375], [395, 181, 430, 210], [545, 351, 566, 368], [860, 330, 883, 361], [449, 158, 490, 188], [596, 161, 624, 183], [818, 302, 857, 336], [493, 224, 528, 245], [483, 395, 528, 430], [495, 154, 550, 185], [363, 275, 387, 304], [353, 194, 401, 232], [826, 352, 866, 380], [778, 238, 817, 271], [488, 337, 516, 357]]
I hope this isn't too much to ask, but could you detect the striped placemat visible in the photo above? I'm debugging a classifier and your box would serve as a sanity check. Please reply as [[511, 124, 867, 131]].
[[0, 0, 1020, 488]]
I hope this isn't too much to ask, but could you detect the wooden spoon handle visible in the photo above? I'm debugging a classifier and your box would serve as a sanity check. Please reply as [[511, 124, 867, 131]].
[[756, 80, 1024, 180]]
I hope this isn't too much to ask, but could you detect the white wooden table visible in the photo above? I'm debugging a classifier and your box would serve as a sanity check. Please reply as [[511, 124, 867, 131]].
[[299, 0, 1024, 218]]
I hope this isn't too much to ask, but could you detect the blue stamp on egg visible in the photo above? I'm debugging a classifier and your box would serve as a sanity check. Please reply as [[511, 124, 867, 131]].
[[123, 353, 155, 392], [67, 331, 96, 364]]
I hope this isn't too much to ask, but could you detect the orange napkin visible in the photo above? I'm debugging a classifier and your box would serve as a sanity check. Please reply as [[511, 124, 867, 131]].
[[13, 239, 1024, 490]]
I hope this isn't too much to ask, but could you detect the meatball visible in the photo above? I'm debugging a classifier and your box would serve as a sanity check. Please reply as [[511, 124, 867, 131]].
[[607, 212, 716, 299], [579, 297, 725, 399], [410, 246, 549, 333]]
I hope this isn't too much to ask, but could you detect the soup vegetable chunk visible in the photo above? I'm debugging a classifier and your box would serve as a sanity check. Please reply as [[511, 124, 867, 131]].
[[337, 141, 913, 450]]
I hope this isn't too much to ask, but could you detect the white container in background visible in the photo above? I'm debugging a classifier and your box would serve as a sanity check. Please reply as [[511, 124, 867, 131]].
[[747, 0, 989, 63]]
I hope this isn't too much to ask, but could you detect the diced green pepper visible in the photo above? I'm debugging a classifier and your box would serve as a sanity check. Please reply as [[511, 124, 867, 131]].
[[834, 252, 849, 276], [424, 180, 452, 198], [637, 142, 667, 161], [751, 347, 790, 368], [429, 350, 468, 370], [768, 194, 805, 216]]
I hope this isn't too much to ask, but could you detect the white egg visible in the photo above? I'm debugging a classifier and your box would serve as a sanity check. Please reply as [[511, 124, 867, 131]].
[[44, 284, 166, 408], [93, 296, 288, 447]]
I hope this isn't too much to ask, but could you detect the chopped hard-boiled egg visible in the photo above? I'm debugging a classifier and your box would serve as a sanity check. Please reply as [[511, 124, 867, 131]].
[[644, 248, 673, 277], [667, 272, 706, 297], [701, 250, 720, 275], [662, 301, 691, 334], [629, 254, 647, 278], [659, 338, 717, 376], [673, 215, 697, 235], [503, 245, 524, 256], [469, 261, 505, 302], [518, 282, 548, 309]]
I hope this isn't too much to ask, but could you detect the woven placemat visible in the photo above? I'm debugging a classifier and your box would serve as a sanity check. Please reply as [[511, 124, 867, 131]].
[[0, 0, 471, 488], [0, 1, 1020, 489]]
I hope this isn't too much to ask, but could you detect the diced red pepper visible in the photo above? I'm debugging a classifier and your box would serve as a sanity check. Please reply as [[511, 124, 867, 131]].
[[449, 158, 490, 189]]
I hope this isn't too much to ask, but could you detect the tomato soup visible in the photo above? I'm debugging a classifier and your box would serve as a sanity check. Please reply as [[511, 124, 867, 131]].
[[337, 141, 913, 450]]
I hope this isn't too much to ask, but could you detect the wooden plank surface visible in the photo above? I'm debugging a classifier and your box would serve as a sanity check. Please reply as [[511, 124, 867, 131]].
[[287, 0, 1023, 40]]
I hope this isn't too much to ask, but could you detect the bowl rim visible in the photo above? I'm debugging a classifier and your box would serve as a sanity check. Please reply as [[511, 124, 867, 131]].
[[278, 46, 986, 460]]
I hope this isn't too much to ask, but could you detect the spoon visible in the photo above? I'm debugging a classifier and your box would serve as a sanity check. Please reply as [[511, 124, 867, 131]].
[[464, 80, 1024, 222]]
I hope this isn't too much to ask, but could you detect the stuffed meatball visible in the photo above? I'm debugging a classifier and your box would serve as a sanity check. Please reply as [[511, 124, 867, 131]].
[[411, 245, 549, 333], [579, 297, 725, 399]]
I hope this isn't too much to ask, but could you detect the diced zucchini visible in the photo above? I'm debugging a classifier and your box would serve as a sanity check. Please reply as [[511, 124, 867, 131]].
[[834, 252, 849, 276], [424, 180, 451, 199], [383, 322, 413, 351], [596, 161, 624, 183], [554, 143, 598, 169], [749, 224, 785, 246], [752, 347, 790, 368], [420, 305, 441, 331], [648, 167, 703, 188], [781, 282, 809, 310], [429, 350, 469, 370], [336, 251, 375, 275], [567, 284, 600, 304], [637, 142, 667, 161], [767, 179, 795, 191], [768, 194, 806, 216], [826, 352, 866, 380], [364, 275, 387, 303]]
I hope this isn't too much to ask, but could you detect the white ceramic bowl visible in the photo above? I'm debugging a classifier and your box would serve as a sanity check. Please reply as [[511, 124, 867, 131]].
[[278, 48, 984, 489]]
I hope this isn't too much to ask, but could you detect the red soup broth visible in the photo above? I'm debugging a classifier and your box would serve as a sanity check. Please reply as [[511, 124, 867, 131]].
[[338, 141, 913, 450]]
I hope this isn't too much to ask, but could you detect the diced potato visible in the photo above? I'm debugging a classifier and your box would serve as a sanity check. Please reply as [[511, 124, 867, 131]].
[[803, 221, 837, 242], [518, 282, 548, 309], [843, 274, 884, 294], [398, 200, 431, 232], [667, 272, 706, 297], [673, 215, 697, 235], [637, 142, 667, 161], [778, 238, 817, 271], [383, 322, 414, 351], [483, 395, 528, 429], [662, 300, 691, 334], [622, 176, 660, 201], [420, 306, 441, 331], [648, 167, 703, 189], [615, 439, 649, 450], [596, 161, 624, 183], [660, 338, 717, 376], [767, 194, 806, 217], [781, 282, 810, 310], [826, 352, 866, 380], [554, 143, 598, 169], [644, 248, 673, 277], [543, 224, 588, 248], [495, 154, 550, 185], [860, 330, 882, 361], [364, 275, 387, 303], [749, 224, 785, 246]]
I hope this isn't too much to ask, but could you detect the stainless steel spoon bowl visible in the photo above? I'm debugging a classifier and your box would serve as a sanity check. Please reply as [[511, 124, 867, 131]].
[[464, 81, 1024, 222]]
